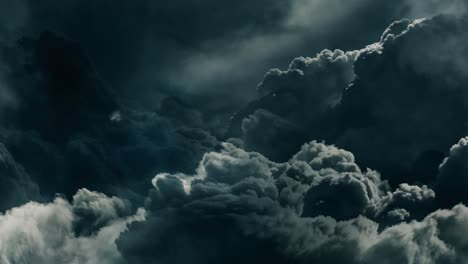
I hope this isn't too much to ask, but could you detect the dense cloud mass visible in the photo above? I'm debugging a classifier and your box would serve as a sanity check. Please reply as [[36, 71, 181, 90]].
[[116, 140, 467, 263], [0, 189, 144, 264], [3, 1, 468, 264], [0, 31, 220, 201], [229, 15, 468, 188]]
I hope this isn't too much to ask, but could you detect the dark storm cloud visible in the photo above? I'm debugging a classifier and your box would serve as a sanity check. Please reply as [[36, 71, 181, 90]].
[[229, 15, 468, 189], [227, 48, 370, 160], [0, 31, 220, 204], [116, 140, 468, 264], [336, 15, 468, 185], [239, 109, 306, 161]]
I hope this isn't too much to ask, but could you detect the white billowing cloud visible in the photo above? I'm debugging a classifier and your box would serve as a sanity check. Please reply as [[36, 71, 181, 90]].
[[0, 189, 144, 264]]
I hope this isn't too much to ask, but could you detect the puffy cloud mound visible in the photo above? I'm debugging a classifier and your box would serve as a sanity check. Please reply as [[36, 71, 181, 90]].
[[228, 15, 468, 188], [292, 141, 389, 220], [227, 48, 376, 160], [118, 140, 443, 263], [257, 49, 359, 99], [71, 188, 133, 235], [0, 189, 144, 264]]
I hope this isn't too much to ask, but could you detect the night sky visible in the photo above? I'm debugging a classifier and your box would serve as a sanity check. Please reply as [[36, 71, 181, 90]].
[[2, 1, 468, 263]]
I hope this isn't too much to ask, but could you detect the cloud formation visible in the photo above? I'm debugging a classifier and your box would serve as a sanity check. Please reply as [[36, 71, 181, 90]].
[[0, 189, 144, 264], [229, 15, 468, 189], [0, 31, 220, 201], [117, 140, 451, 263]]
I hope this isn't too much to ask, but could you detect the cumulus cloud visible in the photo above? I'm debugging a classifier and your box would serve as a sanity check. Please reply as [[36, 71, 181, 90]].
[[229, 15, 468, 189], [71, 189, 133, 235], [227, 47, 379, 160], [336, 15, 468, 184], [3, 0, 456, 114], [117, 140, 445, 263], [0, 189, 144, 264]]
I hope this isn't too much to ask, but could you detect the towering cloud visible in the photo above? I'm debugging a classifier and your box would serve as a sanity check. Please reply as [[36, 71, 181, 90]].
[[336, 16, 468, 185], [229, 15, 468, 189]]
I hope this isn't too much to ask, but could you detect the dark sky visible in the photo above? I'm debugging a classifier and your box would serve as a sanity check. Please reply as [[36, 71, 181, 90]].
[[2, 0, 456, 111], [2, 1, 468, 263]]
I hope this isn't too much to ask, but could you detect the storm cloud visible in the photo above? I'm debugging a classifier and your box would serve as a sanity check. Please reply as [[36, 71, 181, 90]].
[[229, 14, 468, 189], [0, 31, 220, 201], [2, 1, 468, 264], [116, 139, 466, 264]]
